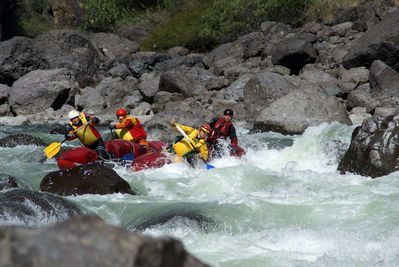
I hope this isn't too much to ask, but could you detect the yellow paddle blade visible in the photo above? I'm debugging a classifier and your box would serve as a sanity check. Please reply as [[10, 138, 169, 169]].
[[44, 142, 62, 158]]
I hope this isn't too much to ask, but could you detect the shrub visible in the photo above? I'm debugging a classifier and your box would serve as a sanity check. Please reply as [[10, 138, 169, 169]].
[[140, 1, 212, 51]]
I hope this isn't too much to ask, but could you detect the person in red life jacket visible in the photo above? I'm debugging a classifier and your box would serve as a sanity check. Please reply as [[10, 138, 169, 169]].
[[65, 110, 112, 160], [206, 108, 238, 157], [108, 108, 153, 154]]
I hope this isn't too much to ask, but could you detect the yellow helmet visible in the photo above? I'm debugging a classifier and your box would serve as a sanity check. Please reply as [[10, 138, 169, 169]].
[[68, 110, 79, 119]]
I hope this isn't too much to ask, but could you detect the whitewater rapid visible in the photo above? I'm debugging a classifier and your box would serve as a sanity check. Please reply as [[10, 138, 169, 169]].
[[2, 122, 399, 266]]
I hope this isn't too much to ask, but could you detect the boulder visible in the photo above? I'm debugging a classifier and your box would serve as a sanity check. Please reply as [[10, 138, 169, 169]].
[[0, 37, 43, 85], [9, 68, 78, 115], [0, 215, 209, 267], [0, 176, 18, 190], [369, 59, 399, 96], [343, 10, 399, 72], [243, 72, 301, 121], [0, 134, 45, 147], [338, 114, 399, 178], [271, 37, 317, 75], [40, 164, 135, 196], [0, 188, 82, 226], [253, 87, 352, 135]]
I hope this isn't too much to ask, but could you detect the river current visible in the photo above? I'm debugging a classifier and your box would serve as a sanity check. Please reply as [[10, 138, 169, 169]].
[[1, 122, 399, 266]]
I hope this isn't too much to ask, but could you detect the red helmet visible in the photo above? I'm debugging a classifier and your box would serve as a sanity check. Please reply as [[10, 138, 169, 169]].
[[116, 109, 127, 116], [200, 123, 211, 134]]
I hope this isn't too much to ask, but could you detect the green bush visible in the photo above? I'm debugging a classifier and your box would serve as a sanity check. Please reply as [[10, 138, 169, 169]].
[[140, 1, 212, 51], [140, 0, 312, 52]]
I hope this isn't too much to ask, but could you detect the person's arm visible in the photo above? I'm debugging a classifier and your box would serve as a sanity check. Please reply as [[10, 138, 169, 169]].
[[170, 119, 195, 135], [115, 117, 134, 129], [197, 141, 208, 161], [64, 126, 77, 141], [88, 115, 100, 125], [209, 118, 218, 128], [228, 125, 238, 148]]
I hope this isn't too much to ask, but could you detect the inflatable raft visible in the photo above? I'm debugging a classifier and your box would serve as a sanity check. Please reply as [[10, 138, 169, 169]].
[[57, 140, 165, 169]]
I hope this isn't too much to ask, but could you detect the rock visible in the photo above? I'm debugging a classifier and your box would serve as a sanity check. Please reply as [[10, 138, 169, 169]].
[[0, 37, 42, 85], [338, 114, 399, 178], [0, 215, 209, 267], [0, 134, 45, 147], [9, 68, 78, 115], [343, 10, 399, 72], [271, 37, 317, 75], [40, 164, 135, 196], [253, 87, 352, 135], [0, 176, 18, 190], [369, 59, 399, 96], [243, 72, 301, 121], [0, 188, 82, 226]]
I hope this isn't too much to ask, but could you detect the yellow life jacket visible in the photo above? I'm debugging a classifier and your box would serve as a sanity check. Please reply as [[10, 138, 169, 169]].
[[115, 127, 134, 141], [69, 113, 100, 147], [172, 125, 208, 161]]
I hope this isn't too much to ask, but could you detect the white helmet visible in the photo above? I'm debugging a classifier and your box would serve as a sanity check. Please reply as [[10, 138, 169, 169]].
[[68, 110, 80, 119]]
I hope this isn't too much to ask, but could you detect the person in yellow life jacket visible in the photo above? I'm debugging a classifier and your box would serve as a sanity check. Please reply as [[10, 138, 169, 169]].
[[169, 119, 210, 166], [108, 108, 153, 154], [65, 110, 112, 160]]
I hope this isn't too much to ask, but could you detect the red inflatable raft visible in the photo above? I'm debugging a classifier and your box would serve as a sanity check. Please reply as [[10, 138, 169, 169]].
[[57, 140, 165, 169]]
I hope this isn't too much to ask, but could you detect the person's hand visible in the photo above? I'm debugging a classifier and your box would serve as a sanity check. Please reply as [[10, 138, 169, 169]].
[[197, 153, 203, 158], [170, 119, 176, 125], [109, 124, 116, 130], [90, 117, 100, 123], [65, 133, 74, 139]]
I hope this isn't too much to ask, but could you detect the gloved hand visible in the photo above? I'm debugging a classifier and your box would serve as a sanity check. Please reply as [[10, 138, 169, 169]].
[[65, 133, 74, 139], [109, 124, 116, 130], [90, 117, 100, 124]]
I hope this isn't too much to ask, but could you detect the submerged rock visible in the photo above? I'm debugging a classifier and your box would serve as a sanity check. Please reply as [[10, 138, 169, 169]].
[[0, 134, 45, 147], [0, 176, 18, 190], [40, 164, 135, 196], [0, 188, 82, 226]]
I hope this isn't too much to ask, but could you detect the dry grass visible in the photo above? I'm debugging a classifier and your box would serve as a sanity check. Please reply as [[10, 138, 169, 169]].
[[305, 0, 363, 23]]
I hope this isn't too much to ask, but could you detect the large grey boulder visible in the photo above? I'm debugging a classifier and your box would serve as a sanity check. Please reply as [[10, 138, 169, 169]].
[[0, 37, 43, 85], [369, 60, 399, 96], [253, 87, 352, 135], [271, 37, 318, 75], [0, 215, 209, 267], [338, 114, 399, 178], [343, 10, 399, 72], [9, 68, 78, 115], [244, 72, 301, 121]]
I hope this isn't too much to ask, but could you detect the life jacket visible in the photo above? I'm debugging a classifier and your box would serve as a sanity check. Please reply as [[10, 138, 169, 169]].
[[207, 118, 232, 143], [172, 126, 208, 161], [69, 113, 101, 147], [115, 116, 147, 142]]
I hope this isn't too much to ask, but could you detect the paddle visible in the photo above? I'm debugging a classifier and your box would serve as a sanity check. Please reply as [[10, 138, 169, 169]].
[[174, 123, 215, 170], [44, 121, 91, 158]]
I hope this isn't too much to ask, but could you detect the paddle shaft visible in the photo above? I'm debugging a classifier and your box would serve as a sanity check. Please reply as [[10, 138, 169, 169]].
[[174, 123, 209, 165]]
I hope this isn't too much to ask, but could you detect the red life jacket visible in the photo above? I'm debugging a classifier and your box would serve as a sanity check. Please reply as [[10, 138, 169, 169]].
[[207, 118, 231, 143], [130, 117, 147, 142]]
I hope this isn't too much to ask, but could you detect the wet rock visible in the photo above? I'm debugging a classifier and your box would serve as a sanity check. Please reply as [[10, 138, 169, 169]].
[[0, 188, 82, 226], [338, 114, 399, 178], [0, 134, 45, 147], [40, 164, 135, 196], [0, 215, 209, 267], [0, 176, 18, 190]]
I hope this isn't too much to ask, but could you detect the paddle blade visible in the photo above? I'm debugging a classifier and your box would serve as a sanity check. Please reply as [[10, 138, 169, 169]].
[[44, 142, 61, 158], [206, 163, 215, 170]]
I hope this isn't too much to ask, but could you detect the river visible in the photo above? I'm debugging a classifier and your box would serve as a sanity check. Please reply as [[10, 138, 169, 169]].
[[1, 122, 399, 266]]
